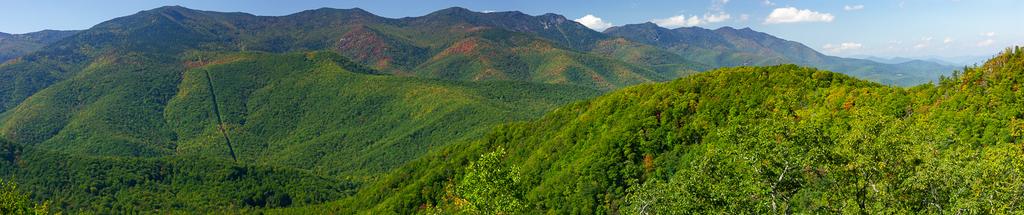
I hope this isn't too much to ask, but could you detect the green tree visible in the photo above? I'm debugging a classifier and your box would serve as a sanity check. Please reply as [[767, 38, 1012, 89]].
[[0, 179, 53, 215], [456, 147, 524, 214]]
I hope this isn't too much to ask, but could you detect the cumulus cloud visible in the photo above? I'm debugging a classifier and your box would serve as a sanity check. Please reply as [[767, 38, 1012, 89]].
[[739, 14, 750, 22], [574, 14, 614, 31], [982, 32, 996, 37], [653, 15, 703, 28], [652, 12, 731, 28], [704, 12, 731, 22], [977, 39, 995, 47], [823, 42, 863, 53], [762, 0, 775, 6], [844, 5, 865, 11], [764, 7, 835, 24], [943, 37, 953, 44]]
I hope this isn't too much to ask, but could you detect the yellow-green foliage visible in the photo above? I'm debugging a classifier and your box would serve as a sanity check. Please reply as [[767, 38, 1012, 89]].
[[0, 179, 52, 215]]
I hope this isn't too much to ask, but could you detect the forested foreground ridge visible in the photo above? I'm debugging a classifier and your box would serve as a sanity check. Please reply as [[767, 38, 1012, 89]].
[[297, 47, 1024, 214]]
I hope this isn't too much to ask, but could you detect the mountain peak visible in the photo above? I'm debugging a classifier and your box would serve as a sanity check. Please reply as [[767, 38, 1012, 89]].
[[715, 26, 738, 31], [604, 22, 664, 33], [639, 22, 660, 27], [149, 5, 195, 13], [434, 6, 475, 14]]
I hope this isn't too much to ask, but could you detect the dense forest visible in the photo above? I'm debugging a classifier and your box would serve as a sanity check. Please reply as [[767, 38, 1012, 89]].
[[294, 47, 1024, 214]]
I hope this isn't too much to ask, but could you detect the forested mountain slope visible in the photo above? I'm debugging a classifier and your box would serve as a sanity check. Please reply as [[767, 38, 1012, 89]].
[[0, 30, 79, 63], [605, 23, 956, 86], [1, 50, 598, 172], [0, 138, 355, 213], [0, 5, 665, 112], [0, 51, 598, 213], [310, 47, 1024, 214]]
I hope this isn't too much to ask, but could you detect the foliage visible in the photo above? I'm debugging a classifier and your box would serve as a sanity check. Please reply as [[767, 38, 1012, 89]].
[[454, 147, 524, 214], [321, 47, 1024, 214], [0, 140, 354, 213], [0, 178, 53, 215], [0, 51, 597, 212]]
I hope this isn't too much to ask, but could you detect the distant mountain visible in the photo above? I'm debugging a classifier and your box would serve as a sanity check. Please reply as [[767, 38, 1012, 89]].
[[856, 56, 928, 64], [605, 23, 957, 86], [854, 55, 993, 67], [0, 30, 79, 62]]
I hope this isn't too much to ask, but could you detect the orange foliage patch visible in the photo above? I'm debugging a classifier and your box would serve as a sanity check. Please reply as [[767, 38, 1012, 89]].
[[643, 154, 655, 171], [336, 26, 391, 69], [842, 100, 854, 110]]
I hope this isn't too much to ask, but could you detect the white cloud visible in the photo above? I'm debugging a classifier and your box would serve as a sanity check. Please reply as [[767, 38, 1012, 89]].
[[653, 15, 703, 28], [943, 37, 953, 44], [711, 0, 730, 11], [844, 5, 865, 11], [739, 14, 750, 22], [704, 12, 731, 22], [823, 42, 863, 53], [982, 32, 996, 37], [764, 7, 835, 24], [652, 12, 731, 28], [977, 39, 995, 47], [574, 14, 614, 31], [482, 10, 496, 13], [762, 0, 775, 6], [915, 37, 933, 49]]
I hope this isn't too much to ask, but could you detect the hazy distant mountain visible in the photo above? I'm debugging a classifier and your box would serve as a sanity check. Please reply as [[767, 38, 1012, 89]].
[[854, 55, 993, 67], [0, 30, 79, 62], [605, 23, 957, 85]]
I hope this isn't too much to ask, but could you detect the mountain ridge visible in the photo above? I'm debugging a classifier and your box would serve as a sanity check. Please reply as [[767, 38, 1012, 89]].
[[0, 29, 80, 63], [605, 22, 956, 85]]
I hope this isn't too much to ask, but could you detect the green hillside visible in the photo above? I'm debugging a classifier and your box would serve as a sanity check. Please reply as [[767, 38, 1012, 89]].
[[167, 52, 600, 179], [0, 51, 599, 213], [306, 47, 1024, 214], [1, 50, 599, 170], [0, 137, 355, 213], [414, 30, 668, 90]]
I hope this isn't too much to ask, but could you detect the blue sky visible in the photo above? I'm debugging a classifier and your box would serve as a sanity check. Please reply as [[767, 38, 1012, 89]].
[[1, 0, 1020, 58]]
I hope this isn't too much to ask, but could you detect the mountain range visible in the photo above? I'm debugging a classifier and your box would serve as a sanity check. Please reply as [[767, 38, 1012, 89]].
[[604, 23, 956, 85], [854, 55, 993, 67], [0, 5, 1009, 214], [0, 30, 79, 63]]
